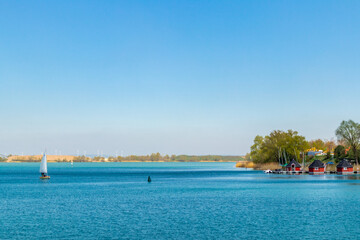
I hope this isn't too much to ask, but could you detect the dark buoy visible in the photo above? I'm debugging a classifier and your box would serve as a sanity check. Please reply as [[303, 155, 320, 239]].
[[147, 176, 151, 183]]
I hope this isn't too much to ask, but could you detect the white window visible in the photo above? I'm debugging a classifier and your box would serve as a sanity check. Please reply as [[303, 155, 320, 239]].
[[344, 167, 347, 170], [315, 167, 319, 170]]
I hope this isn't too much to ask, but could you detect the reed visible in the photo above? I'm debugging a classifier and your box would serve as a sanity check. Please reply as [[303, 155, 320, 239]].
[[352, 164, 360, 171], [324, 164, 336, 172], [235, 161, 255, 168], [253, 162, 281, 170]]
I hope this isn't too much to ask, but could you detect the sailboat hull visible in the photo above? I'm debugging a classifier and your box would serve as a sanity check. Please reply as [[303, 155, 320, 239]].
[[40, 176, 50, 179]]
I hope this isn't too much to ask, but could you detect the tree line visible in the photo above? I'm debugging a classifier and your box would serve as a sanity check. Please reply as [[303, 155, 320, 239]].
[[249, 120, 360, 164], [2, 154, 244, 162], [73, 154, 244, 162]]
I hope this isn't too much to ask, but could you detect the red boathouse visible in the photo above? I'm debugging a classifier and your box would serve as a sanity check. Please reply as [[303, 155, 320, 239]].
[[285, 159, 301, 172], [308, 160, 325, 173], [336, 160, 353, 174]]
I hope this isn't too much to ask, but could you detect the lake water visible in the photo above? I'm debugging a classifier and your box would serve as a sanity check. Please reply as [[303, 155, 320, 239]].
[[1, 162, 360, 239]]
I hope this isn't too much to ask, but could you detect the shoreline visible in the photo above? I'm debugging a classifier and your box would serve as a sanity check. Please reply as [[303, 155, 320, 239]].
[[3, 160, 237, 163], [4, 154, 244, 163], [247, 161, 360, 172]]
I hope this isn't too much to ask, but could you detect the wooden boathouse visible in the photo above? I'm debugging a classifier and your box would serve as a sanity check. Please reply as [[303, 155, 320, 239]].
[[308, 160, 325, 174], [285, 159, 301, 172], [336, 160, 353, 174]]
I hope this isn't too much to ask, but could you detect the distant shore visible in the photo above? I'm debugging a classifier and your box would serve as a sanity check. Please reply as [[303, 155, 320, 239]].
[[4, 154, 243, 163], [5, 160, 238, 163]]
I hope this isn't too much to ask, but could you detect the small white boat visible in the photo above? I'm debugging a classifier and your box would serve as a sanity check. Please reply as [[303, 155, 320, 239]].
[[264, 169, 272, 174], [40, 153, 50, 179]]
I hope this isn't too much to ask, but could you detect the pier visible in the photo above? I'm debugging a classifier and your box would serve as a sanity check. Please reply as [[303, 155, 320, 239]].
[[268, 170, 359, 175]]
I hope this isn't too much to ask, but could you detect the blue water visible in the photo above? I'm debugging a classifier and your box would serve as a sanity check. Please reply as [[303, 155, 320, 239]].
[[1, 162, 360, 239]]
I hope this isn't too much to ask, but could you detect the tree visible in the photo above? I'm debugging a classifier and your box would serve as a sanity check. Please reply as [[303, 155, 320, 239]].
[[93, 156, 104, 162], [334, 145, 345, 162], [335, 120, 360, 166], [324, 139, 336, 153], [308, 139, 325, 150], [250, 135, 264, 162], [250, 130, 308, 164], [150, 152, 161, 161], [74, 155, 89, 162]]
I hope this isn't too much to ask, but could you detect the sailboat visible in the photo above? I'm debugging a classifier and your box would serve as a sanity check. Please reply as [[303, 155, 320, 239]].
[[71, 158, 73, 167], [40, 153, 50, 179]]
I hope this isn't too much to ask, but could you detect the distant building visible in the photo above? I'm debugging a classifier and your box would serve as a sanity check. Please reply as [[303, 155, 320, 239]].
[[308, 160, 325, 173], [336, 160, 353, 174], [285, 159, 301, 172], [307, 150, 325, 156]]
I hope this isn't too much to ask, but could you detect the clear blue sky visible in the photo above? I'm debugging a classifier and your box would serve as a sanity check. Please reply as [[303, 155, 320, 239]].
[[1, 0, 360, 156]]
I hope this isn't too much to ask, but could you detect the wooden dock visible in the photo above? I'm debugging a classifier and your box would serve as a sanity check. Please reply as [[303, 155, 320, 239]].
[[268, 170, 358, 175]]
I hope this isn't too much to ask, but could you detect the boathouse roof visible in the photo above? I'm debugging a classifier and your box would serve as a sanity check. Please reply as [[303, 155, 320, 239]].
[[336, 160, 353, 168], [309, 160, 325, 168], [285, 159, 301, 168]]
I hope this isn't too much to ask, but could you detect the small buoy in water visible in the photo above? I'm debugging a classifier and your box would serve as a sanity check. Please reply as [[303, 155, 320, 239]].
[[147, 176, 151, 183]]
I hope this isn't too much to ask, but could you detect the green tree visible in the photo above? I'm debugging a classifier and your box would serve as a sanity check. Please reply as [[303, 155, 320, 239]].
[[334, 145, 345, 162], [308, 139, 326, 150], [250, 135, 264, 162], [150, 152, 161, 161], [74, 155, 89, 162], [335, 120, 360, 166], [250, 130, 308, 164]]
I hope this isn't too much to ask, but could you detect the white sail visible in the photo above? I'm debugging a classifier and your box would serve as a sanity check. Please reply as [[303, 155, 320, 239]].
[[40, 153, 48, 174]]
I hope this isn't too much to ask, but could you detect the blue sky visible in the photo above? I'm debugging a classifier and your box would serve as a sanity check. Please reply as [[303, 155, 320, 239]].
[[1, 0, 360, 155]]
